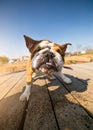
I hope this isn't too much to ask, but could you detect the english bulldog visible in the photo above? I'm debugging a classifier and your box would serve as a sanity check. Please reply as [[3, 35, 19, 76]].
[[20, 35, 72, 101]]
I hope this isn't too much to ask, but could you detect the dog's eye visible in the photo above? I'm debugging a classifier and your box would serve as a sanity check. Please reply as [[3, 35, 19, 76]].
[[37, 48, 41, 52], [57, 49, 60, 53]]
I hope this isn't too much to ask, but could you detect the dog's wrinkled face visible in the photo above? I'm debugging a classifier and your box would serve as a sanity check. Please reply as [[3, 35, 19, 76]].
[[32, 40, 63, 74], [24, 35, 71, 74]]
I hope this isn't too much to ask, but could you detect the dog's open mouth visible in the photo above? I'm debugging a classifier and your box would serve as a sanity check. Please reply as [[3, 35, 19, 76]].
[[39, 62, 57, 74], [35, 51, 58, 74]]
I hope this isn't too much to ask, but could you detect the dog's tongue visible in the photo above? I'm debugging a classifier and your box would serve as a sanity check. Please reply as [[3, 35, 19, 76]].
[[40, 67, 52, 74], [41, 68, 48, 73], [40, 61, 57, 74]]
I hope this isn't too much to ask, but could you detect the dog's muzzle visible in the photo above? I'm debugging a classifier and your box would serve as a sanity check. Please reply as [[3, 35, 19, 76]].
[[36, 51, 58, 74]]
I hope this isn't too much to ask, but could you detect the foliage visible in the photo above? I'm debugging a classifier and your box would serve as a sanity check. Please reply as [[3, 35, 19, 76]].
[[0, 56, 9, 64]]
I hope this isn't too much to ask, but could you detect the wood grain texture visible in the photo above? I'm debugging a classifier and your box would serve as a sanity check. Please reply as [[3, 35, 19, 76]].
[[0, 63, 93, 130], [46, 77, 93, 130], [62, 63, 93, 117], [23, 77, 58, 130], [0, 71, 27, 130]]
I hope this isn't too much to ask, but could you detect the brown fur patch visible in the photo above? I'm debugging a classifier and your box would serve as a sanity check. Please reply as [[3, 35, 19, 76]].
[[53, 43, 65, 61]]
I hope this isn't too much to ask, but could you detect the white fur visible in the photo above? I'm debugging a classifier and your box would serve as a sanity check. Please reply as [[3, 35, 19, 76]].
[[51, 49, 63, 70], [32, 42, 63, 71], [20, 72, 72, 101], [39, 40, 54, 48], [20, 84, 31, 101], [57, 72, 72, 84], [32, 42, 51, 64], [32, 48, 50, 69], [20, 40, 72, 101], [39, 48, 50, 54]]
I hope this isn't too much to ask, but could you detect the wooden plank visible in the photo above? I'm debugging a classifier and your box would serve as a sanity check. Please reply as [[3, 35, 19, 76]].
[[23, 76, 58, 130], [0, 71, 25, 100], [0, 72, 15, 85], [62, 64, 93, 116], [0, 73, 27, 130], [63, 66, 93, 85], [67, 63, 93, 81], [46, 77, 93, 130], [70, 62, 93, 70], [63, 65, 93, 91]]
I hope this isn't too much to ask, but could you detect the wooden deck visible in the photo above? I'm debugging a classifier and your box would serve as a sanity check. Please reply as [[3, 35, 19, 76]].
[[0, 62, 93, 130]]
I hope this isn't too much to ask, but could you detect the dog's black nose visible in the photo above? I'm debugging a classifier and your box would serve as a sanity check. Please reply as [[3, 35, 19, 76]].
[[46, 52, 54, 58], [47, 52, 55, 64]]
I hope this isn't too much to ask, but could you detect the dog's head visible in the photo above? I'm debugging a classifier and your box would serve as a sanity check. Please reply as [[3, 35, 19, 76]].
[[24, 35, 71, 74]]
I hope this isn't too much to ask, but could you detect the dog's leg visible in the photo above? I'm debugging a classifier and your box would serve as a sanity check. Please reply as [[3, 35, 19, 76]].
[[20, 83, 31, 101], [20, 57, 33, 101], [57, 71, 72, 84]]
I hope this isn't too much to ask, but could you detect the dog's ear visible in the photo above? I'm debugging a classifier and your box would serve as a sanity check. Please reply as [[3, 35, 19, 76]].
[[24, 35, 40, 52], [61, 43, 71, 54]]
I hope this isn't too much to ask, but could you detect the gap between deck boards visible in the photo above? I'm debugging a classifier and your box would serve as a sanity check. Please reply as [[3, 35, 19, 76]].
[[0, 66, 93, 130], [23, 75, 93, 130]]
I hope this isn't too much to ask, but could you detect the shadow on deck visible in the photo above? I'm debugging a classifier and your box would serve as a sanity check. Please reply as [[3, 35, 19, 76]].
[[0, 63, 93, 130]]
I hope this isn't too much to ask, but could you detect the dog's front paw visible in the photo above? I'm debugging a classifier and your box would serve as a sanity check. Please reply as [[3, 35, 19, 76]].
[[20, 91, 30, 101], [20, 94, 26, 101], [20, 84, 31, 101], [63, 77, 72, 84]]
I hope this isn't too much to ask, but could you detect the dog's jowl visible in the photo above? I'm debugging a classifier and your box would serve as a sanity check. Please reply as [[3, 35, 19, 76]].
[[20, 35, 72, 101]]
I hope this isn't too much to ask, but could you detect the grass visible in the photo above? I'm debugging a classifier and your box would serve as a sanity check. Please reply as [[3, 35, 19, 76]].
[[65, 53, 93, 64], [0, 62, 26, 73]]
